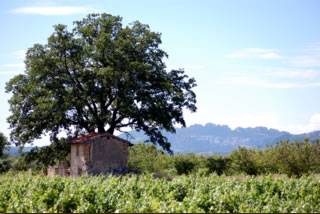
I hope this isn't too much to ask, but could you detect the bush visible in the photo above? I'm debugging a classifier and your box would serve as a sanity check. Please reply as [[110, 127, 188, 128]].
[[173, 156, 196, 175], [0, 159, 11, 173], [271, 140, 319, 177], [206, 157, 229, 175], [0, 133, 8, 158], [128, 143, 171, 174], [230, 147, 259, 175], [228, 139, 320, 177]]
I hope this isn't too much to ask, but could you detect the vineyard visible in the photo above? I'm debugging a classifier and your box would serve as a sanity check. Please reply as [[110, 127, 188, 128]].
[[0, 173, 320, 213]]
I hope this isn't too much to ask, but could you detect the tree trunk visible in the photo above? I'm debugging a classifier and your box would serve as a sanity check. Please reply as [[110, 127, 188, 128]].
[[107, 126, 115, 134], [97, 123, 106, 133]]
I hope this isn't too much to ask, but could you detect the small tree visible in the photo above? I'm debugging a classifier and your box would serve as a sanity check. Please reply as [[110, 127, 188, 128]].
[[128, 143, 167, 173], [0, 133, 8, 158], [173, 155, 196, 175], [273, 140, 315, 177], [24, 137, 71, 171], [230, 147, 258, 175], [206, 157, 229, 175], [0, 132, 10, 173]]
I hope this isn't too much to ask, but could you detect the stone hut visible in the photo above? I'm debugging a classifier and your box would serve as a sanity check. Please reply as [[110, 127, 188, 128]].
[[70, 132, 131, 176]]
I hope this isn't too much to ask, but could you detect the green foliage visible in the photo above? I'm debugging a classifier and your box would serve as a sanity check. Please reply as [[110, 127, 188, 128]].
[[8, 156, 30, 171], [0, 172, 320, 213], [0, 159, 11, 173], [128, 140, 320, 177], [206, 156, 229, 175], [0, 133, 10, 173], [230, 147, 259, 175], [227, 140, 320, 177], [24, 137, 71, 171], [270, 140, 320, 176], [0, 133, 8, 158], [173, 155, 196, 175], [6, 13, 197, 152], [128, 143, 170, 174]]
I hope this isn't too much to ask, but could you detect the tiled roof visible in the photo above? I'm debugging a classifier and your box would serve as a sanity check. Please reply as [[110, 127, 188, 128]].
[[71, 132, 130, 145]]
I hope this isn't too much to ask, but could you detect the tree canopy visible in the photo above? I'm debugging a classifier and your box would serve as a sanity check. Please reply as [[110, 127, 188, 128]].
[[6, 13, 197, 152]]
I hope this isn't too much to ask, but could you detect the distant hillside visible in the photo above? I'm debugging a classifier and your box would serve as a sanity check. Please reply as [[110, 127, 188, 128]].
[[121, 123, 320, 154], [4, 146, 33, 157]]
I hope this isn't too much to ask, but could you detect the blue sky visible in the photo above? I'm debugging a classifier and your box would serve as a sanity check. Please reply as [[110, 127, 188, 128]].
[[1, 0, 320, 145]]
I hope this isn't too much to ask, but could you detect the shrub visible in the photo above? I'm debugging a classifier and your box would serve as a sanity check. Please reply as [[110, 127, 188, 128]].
[[173, 156, 195, 175], [271, 140, 318, 177], [0, 159, 11, 173], [206, 157, 229, 175], [128, 143, 170, 174], [230, 147, 259, 175]]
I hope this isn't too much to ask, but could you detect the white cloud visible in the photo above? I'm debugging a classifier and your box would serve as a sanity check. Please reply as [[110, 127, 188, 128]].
[[289, 55, 320, 68], [272, 70, 320, 79], [309, 114, 320, 131], [287, 43, 320, 68], [0, 50, 27, 75], [220, 63, 320, 89], [18, 0, 77, 4], [0, 71, 23, 76], [283, 113, 320, 134], [11, 6, 96, 16], [184, 65, 205, 71], [13, 49, 27, 60], [228, 48, 281, 60], [3, 63, 25, 69], [228, 43, 319, 64], [166, 60, 206, 71], [260, 67, 320, 79], [224, 76, 320, 89]]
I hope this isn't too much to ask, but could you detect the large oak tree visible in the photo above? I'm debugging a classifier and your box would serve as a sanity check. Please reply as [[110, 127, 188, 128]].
[[6, 13, 197, 152]]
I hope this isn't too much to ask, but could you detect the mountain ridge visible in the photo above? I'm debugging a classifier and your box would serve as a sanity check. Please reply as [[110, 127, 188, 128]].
[[121, 123, 320, 154]]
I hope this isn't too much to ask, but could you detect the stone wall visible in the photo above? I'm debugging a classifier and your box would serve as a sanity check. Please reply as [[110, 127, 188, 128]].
[[47, 162, 70, 177], [70, 144, 91, 176], [70, 135, 128, 176], [88, 136, 128, 174]]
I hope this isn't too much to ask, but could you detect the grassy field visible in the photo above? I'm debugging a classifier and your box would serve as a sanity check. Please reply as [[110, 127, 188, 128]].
[[0, 172, 320, 213]]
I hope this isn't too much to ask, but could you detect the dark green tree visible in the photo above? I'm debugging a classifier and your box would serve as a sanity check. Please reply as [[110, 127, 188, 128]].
[[206, 157, 229, 175], [24, 137, 71, 171], [0, 133, 10, 173], [0, 132, 8, 157], [6, 13, 197, 152], [173, 156, 196, 175]]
